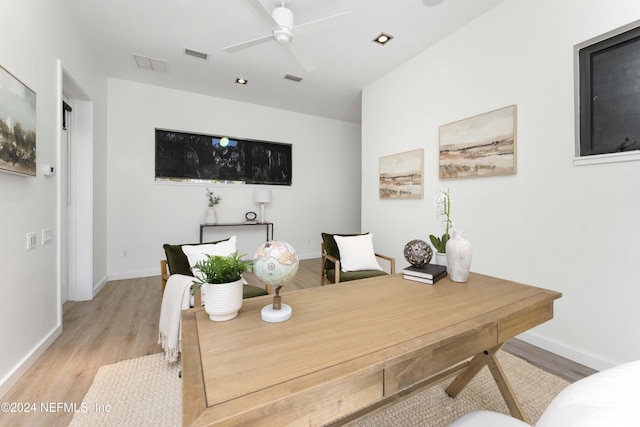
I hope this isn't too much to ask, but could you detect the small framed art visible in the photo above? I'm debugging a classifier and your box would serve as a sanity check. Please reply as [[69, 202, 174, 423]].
[[379, 148, 424, 199]]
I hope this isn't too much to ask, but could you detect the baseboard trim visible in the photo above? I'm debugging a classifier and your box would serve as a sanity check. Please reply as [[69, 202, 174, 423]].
[[298, 252, 320, 260], [108, 269, 158, 281], [92, 274, 108, 297], [0, 324, 62, 399], [517, 331, 616, 372]]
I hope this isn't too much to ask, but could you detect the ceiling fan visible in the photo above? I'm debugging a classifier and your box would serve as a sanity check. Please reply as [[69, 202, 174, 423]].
[[223, 0, 350, 72]]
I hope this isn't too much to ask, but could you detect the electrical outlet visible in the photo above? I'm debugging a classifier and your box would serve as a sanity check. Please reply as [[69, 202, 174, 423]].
[[26, 232, 37, 250]]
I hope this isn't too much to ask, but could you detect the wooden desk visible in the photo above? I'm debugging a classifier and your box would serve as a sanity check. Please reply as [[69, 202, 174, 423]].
[[181, 273, 561, 426]]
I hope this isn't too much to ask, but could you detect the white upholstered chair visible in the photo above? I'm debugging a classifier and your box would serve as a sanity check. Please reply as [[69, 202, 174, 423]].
[[449, 359, 640, 427]]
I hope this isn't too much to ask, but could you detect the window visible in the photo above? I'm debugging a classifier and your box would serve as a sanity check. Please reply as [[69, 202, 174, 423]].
[[577, 25, 640, 159], [155, 129, 292, 185]]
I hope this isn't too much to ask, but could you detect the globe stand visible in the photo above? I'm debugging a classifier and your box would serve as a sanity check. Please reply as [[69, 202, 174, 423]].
[[261, 286, 292, 323]]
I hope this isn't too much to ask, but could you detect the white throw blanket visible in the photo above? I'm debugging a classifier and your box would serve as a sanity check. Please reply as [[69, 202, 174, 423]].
[[158, 274, 194, 363]]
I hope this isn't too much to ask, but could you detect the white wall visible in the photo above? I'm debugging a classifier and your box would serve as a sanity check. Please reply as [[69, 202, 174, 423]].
[[0, 0, 107, 397], [106, 78, 361, 279], [362, 0, 640, 371]]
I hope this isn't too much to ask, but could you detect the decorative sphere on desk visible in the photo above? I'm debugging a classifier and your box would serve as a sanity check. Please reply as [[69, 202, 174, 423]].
[[404, 239, 433, 267], [253, 240, 299, 287], [254, 241, 299, 323]]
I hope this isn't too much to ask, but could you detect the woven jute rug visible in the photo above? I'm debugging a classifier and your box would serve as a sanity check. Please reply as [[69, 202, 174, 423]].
[[70, 351, 569, 427]]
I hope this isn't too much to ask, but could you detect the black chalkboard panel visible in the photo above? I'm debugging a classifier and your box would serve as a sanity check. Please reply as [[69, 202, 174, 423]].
[[155, 129, 292, 185]]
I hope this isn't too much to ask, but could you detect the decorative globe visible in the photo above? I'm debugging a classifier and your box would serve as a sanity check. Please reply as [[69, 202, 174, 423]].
[[403, 239, 433, 267], [253, 241, 299, 287]]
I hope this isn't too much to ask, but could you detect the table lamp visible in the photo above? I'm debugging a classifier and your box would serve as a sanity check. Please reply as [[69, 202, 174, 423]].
[[253, 189, 272, 223]]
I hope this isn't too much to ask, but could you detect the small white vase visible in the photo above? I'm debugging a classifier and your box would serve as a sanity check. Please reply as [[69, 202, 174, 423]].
[[204, 207, 217, 224], [203, 279, 243, 321], [435, 252, 448, 267], [446, 230, 472, 282]]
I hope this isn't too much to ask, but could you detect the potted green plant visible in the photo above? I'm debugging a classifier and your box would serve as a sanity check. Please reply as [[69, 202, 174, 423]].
[[192, 252, 252, 321]]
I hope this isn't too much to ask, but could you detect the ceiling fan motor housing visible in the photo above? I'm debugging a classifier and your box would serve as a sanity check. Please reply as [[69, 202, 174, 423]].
[[272, 5, 294, 44]]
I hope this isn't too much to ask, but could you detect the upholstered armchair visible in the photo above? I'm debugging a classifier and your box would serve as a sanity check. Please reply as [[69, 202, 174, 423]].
[[161, 237, 269, 305], [320, 232, 395, 285]]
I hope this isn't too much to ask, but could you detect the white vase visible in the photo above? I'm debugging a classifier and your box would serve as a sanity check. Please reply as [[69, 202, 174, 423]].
[[203, 279, 243, 321], [435, 252, 448, 267], [445, 230, 472, 282], [204, 207, 217, 224]]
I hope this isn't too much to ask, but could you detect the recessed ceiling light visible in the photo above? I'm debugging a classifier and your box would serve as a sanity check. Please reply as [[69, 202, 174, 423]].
[[235, 78, 248, 85], [373, 33, 394, 45]]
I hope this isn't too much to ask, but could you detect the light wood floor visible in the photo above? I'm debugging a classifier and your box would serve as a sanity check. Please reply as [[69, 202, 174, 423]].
[[1, 259, 596, 427]]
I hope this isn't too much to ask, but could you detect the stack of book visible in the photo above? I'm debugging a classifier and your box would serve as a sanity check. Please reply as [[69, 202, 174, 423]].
[[403, 264, 447, 284]]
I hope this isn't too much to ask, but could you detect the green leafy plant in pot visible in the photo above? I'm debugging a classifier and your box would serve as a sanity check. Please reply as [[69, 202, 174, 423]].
[[191, 252, 253, 321]]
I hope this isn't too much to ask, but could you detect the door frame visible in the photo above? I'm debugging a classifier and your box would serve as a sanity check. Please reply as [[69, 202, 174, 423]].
[[57, 61, 94, 309]]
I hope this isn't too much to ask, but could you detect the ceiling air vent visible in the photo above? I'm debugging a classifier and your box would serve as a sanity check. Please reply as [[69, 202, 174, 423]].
[[132, 54, 168, 72], [184, 48, 209, 60], [284, 74, 303, 83]]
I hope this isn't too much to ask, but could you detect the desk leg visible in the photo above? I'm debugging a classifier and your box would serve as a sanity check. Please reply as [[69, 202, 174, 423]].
[[445, 344, 528, 423]]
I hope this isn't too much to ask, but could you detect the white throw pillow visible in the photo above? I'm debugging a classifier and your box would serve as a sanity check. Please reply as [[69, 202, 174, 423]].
[[181, 236, 237, 281], [334, 234, 383, 272]]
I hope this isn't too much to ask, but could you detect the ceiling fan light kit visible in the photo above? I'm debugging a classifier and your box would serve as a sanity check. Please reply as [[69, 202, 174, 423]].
[[223, 0, 350, 72], [272, 4, 294, 44]]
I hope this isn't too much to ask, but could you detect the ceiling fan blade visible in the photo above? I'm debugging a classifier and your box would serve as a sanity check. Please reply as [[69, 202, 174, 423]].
[[245, 0, 280, 27], [286, 40, 316, 72], [292, 11, 351, 37], [223, 33, 274, 53]]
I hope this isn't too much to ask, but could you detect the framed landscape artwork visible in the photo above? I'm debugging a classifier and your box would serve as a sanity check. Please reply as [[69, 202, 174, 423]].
[[0, 65, 36, 176], [379, 148, 424, 199], [439, 105, 517, 179]]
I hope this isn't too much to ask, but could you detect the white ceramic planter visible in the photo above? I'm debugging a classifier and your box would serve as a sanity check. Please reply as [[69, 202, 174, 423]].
[[435, 252, 448, 268], [203, 279, 243, 321], [204, 207, 217, 224]]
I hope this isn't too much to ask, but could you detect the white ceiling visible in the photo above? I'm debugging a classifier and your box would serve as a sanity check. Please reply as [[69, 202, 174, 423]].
[[60, 0, 504, 123]]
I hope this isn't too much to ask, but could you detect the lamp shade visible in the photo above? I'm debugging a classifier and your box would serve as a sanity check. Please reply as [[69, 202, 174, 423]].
[[253, 189, 272, 204]]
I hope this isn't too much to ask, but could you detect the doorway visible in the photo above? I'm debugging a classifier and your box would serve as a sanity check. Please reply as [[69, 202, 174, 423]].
[[60, 64, 93, 304], [60, 100, 72, 303]]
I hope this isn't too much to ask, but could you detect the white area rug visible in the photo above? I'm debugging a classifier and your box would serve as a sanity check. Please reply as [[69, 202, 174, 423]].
[[69, 353, 181, 427], [71, 351, 569, 427], [356, 351, 570, 426]]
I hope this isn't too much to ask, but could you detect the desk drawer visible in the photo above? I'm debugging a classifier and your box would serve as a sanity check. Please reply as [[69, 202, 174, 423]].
[[199, 369, 383, 426], [498, 301, 554, 343]]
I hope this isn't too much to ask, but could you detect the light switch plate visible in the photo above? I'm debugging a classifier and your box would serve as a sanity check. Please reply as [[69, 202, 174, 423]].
[[26, 232, 37, 250], [42, 228, 53, 245]]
